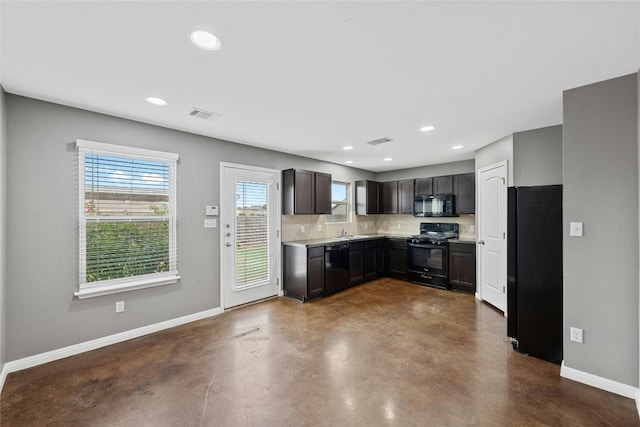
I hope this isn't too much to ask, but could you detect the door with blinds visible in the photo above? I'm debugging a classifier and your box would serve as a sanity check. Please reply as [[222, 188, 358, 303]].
[[221, 163, 280, 308]]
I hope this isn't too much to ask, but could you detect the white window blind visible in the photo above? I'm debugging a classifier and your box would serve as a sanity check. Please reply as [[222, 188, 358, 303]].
[[235, 180, 270, 290], [76, 139, 179, 298]]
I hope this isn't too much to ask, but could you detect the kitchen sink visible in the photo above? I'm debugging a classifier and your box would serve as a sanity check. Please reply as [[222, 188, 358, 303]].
[[334, 234, 377, 240]]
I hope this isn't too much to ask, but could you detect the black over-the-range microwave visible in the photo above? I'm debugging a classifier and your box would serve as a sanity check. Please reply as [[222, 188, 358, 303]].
[[413, 193, 457, 217]]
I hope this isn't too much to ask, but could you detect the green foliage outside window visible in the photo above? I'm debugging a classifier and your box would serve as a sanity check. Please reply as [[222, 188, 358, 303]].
[[86, 220, 169, 282]]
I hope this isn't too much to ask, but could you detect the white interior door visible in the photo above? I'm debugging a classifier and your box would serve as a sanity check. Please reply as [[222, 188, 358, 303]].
[[478, 161, 507, 312], [221, 163, 280, 309]]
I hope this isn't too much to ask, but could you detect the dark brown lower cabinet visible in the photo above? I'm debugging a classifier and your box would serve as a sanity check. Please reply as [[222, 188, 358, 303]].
[[283, 245, 324, 302], [448, 242, 476, 294], [349, 242, 364, 285], [386, 238, 407, 280], [375, 239, 386, 276], [363, 240, 377, 281]]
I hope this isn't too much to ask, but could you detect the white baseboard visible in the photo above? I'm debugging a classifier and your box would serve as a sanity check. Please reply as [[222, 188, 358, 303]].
[[0, 307, 223, 391], [0, 362, 9, 393], [636, 389, 639, 418], [560, 361, 638, 400]]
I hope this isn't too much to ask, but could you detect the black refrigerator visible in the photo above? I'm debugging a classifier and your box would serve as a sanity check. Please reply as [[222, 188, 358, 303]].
[[507, 185, 562, 364]]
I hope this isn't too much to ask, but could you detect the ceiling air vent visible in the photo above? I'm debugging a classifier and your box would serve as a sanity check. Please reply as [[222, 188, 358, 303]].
[[188, 108, 222, 121], [366, 137, 393, 146]]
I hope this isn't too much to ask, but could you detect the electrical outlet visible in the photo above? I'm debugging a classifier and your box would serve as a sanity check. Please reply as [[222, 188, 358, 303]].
[[570, 327, 583, 343], [115, 301, 124, 314], [301, 225, 305, 233], [469, 225, 475, 232], [364, 223, 368, 229], [317, 224, 322, 232], [397, 224, 401, 229]]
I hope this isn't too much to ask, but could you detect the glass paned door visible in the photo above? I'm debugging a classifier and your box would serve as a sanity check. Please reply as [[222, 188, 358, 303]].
[[221, 164, 280, 308]]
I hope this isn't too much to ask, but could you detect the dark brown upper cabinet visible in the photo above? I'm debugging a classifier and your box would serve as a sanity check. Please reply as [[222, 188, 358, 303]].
[[398, 179, 414, 214], [414, 177, 433, 196], [355, 180, 380, 214], [282, 169, 332, 214], [381, 181, 398, 214], [453, 173, 475, 214], [314, 172, 332, 214], [433, 175, 454, 194]]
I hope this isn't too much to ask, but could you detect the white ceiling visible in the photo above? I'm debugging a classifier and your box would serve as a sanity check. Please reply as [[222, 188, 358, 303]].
[[1, 1, 639, 172]]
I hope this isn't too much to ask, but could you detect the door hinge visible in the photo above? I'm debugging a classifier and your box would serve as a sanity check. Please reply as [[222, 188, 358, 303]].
[[503, 232, 505, 239], [277, 230, 280, 238], [503, 286, 506, 293], [277, 183, 279, 190]]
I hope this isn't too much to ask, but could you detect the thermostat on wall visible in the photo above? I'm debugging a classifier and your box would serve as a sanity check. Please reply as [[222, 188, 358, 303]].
[[205, 205, 219, 216]]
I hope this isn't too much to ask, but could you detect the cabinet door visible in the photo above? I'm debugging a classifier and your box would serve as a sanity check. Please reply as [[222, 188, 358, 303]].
[[387, 239, 407, 279], [366, 181, 380, 214], [433, 175, 453, 194], [415, 178, 433, 196], [381, 181, 398, 214], [350, 242, 364, 285], [453, 173, 475, 214], [375, 240, 386, 275], [363, 241, 376, 280], [314, 172, 332, 214], [449, 243, 476, 294], [398, 179, 414, 214], [307, 252, 325, 298]]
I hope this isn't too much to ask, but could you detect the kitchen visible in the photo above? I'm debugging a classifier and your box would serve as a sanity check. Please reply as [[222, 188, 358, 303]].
[[0, 1, 638, 424]]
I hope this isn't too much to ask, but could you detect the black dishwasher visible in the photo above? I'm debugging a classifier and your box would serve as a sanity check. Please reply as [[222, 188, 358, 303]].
[[324, 243, 350, 295]]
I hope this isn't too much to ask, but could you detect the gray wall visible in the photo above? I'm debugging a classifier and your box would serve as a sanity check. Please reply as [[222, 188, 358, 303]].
[[475, 134, 514, 185], [563, 73, 638, 386], [513, 125, 563, 186], [0, 87, 6, 368], [5, 95, 375, 361], [376, 159, 474, 182]]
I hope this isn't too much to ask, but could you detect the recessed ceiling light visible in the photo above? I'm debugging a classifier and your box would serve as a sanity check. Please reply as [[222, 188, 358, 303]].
[[190, 30, 222, 50], [145, 96, 168, 106], [343, 146, 354, 151], [345, 160, 354, 164], [420, 125, 436, 132], [383, 158, 392, 162], [452, 145, 464, 150]]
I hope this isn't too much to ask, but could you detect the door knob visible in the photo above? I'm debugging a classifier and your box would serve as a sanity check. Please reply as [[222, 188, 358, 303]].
[[226, 242, 232, 247], [478, 240, 485, 245]]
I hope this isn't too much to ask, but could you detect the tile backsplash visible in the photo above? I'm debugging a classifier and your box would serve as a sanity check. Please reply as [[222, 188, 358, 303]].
[[282, 213, 476, 242]]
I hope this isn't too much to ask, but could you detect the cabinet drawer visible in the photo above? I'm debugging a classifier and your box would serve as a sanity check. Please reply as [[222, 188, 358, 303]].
[[308, 246, 324, 258], [350, 241, 364, 251], [449, 242, 475, 254]]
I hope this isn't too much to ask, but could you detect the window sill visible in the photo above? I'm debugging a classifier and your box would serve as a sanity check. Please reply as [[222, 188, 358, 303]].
[[74, 273, 181, 299]]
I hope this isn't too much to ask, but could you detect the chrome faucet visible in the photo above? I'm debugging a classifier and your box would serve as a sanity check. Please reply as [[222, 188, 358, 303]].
[[340, 228, 347, 237]]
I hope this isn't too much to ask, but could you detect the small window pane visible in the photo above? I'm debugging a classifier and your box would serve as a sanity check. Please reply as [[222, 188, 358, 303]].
[[326, 181, 351, 223]]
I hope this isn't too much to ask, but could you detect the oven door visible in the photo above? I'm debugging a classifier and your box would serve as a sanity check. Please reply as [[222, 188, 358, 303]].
[[407, 242, 449, 289]]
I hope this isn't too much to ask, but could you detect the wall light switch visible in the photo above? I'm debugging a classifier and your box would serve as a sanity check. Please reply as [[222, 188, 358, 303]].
[[469, 225, 475, 233], [205, 206, 219, 216], [204, 219, 217, 228], [569, 222, 583, 237]]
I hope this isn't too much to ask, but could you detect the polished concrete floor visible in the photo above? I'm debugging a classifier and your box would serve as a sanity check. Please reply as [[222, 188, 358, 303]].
[[1, 278, 638, 426]]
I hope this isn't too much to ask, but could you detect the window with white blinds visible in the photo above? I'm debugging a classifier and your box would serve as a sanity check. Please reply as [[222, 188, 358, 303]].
[[235, 180, 270, 290], [326, 181, 351, 223], [75, 139, 179, 299]]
